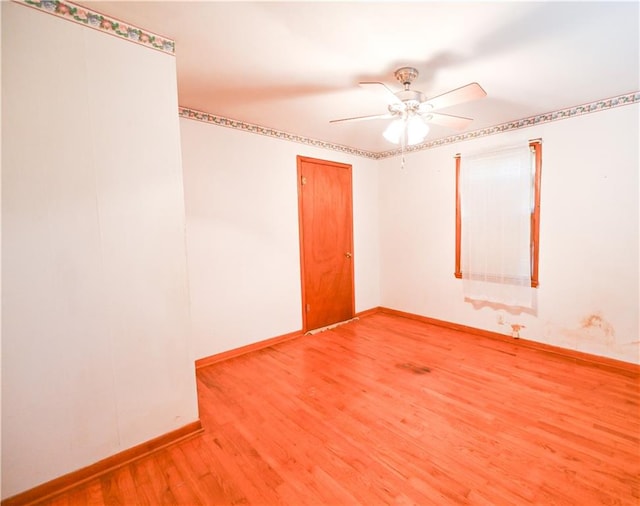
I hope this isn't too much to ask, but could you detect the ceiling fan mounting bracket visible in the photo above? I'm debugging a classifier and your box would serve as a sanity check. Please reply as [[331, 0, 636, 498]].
[[394, 67, 419, 87]]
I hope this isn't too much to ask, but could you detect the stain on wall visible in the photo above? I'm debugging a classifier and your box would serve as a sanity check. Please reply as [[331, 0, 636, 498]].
[[580, 313, 616, 344], [549, 311, 619, 353]]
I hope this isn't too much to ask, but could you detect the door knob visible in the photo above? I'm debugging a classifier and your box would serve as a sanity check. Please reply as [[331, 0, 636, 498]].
[[345, 252, 352, 258]]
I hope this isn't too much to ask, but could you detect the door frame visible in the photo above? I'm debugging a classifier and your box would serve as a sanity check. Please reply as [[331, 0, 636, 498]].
[[296, 155, 355, 333]]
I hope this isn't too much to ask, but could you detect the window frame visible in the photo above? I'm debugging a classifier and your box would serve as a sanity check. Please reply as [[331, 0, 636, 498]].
[[454, 140, 542, 288]]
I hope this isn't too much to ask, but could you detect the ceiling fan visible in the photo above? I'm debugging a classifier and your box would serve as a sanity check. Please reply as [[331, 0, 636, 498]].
[[330, 67, 487, 146]]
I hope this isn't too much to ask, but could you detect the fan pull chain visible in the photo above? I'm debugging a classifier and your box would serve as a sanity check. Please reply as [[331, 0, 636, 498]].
[[400, 121, 407, 169]]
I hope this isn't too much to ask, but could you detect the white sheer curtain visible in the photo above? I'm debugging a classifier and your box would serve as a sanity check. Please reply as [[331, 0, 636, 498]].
[[460, 144, 533, 307]]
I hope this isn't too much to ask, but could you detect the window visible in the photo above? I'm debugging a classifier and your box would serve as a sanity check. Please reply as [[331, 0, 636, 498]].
[[455, 140, 542, 305]]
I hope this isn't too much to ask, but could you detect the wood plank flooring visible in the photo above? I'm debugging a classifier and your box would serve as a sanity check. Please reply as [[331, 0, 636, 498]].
[[35, 313, 640, 505]]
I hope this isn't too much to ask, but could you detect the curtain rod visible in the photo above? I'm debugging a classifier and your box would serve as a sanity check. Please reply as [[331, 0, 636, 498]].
[[454, 138, 542, 158]]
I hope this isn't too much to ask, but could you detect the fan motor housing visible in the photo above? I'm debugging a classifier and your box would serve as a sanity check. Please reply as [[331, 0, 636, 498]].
[[396, 89, 425, 104]]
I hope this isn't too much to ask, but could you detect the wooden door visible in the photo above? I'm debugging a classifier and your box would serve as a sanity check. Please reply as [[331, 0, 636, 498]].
[[297, 156, 354, 332]]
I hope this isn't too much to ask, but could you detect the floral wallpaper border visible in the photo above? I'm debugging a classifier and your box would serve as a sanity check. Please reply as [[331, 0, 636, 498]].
[[377, 91, 640, 158], [15, 0, 638, 157], [14, 0, 175, 54], [181, 91, 640, 159], [178, 108, 379, 159]]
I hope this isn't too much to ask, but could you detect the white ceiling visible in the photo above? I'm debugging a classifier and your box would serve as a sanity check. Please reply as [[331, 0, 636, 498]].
[[87, 1, 639, 153]]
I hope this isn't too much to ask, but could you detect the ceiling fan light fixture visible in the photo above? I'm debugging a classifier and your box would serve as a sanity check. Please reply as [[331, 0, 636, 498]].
[[406, 115, 429, 145], [331, 66, 486, 152], [382, 118, 405, 144], [382, 116, 429, 146]]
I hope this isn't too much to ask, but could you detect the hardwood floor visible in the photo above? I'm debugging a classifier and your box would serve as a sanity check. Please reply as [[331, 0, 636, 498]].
[[36, 313, 640, 505]]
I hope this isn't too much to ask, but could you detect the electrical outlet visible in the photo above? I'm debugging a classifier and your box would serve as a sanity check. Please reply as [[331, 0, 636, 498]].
[[511, 323, 525, 338]]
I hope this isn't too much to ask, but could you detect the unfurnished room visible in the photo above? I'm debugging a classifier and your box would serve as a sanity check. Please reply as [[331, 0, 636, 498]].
[[1, 0, 639, 504]]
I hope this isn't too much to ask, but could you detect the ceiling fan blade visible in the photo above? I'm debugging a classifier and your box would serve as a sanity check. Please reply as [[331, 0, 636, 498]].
[[422, 112, 474, 130], [359, 81, 402, 105], [330, 113, 394, 124], [420, 82, 487, 111]]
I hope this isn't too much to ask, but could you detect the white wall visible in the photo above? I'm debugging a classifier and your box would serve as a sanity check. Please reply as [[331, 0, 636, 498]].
[[379, 104, 639, 364], [1, 3, 199, 498], [180, 119, 381, 359], [2, 2, 636, 500]]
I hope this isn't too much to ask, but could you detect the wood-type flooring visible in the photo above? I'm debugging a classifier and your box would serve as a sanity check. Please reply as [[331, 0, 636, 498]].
[[34, 312, 640, 505]]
